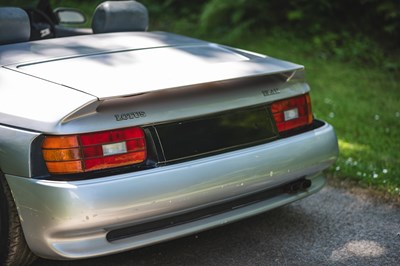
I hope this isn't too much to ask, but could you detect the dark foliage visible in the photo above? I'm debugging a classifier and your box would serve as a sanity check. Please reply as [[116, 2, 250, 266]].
[[144, 0, 399, 68]]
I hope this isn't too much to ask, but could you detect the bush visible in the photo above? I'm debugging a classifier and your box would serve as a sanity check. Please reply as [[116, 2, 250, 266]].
[[195, 0, 400, 70]]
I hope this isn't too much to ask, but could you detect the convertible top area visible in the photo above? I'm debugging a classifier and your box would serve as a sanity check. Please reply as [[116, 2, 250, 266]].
[[0, 2, 303, 126], [0, 31, 305, 134], [1, 31, 302, 96], [0, 31, 203, 66]]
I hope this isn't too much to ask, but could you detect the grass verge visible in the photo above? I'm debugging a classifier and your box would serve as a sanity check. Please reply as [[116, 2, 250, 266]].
[[195, 30, 400, 197]]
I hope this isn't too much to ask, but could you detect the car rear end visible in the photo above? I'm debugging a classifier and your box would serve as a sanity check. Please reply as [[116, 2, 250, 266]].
[[2, 32, 338, 260]]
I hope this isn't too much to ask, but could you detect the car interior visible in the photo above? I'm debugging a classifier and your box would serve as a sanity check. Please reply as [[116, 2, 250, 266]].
[[0, 0, 149, 45]]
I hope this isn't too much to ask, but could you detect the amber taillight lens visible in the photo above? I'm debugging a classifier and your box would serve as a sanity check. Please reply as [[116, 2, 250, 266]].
[[42, 127, 147, 174], [271, 93, 313, 133]]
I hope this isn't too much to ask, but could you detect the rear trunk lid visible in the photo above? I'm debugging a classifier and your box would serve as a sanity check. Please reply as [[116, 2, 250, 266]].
[[9, 32, 303, 99], [1, 32, 308, 133]]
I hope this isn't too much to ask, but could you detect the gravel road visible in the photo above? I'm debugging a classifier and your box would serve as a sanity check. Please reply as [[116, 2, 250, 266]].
[[34, 183, 400, 266]]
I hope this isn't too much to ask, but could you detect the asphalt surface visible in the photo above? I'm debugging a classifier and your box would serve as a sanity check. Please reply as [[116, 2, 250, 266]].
[[33, 183, 400, 266]]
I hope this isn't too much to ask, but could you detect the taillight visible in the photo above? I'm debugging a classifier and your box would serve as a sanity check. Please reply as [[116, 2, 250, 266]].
[[271, 93, 313, 133], [42, 127, 147, 174]]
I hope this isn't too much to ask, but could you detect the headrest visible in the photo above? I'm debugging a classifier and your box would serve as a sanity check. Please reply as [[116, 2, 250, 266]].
[[92, 1, 148, 34], [0, 7, 30, 45]]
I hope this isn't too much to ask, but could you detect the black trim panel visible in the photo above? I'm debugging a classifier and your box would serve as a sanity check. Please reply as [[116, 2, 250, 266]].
[[155, 106, 278, 163]]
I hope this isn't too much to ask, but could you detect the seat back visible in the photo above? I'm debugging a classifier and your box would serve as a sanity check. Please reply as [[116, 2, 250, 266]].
[[0, 7, 30, 45], [92, 1, 148, 34]]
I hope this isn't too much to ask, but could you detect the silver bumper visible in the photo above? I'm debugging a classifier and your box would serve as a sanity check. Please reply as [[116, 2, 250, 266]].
[[6, 122, 338, 260]]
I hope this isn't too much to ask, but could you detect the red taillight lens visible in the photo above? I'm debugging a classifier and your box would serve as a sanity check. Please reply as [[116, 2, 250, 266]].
[[271, 93, 313, 133], [42, 127, 147, 174]]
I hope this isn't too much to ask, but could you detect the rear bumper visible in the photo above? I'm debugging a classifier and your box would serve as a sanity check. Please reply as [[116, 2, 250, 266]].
[[6, 121, 338, 260]]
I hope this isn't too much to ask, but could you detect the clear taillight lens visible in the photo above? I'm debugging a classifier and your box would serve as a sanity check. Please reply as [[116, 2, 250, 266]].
[[42, 127, 147, 174], [271, 93, 313, 133]]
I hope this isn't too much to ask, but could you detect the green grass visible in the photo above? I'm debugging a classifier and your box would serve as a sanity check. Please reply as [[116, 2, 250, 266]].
[[195, 31, 400, 197]]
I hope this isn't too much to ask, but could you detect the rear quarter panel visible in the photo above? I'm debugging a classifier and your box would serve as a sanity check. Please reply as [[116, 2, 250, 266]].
[[0, 68, 97, 132]]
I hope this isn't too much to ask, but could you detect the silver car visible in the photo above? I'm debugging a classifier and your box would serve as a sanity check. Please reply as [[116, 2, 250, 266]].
[[0, 1, 338, 265]]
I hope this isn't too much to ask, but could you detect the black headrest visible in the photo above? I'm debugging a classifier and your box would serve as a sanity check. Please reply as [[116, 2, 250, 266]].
[[92, 1, 148, 34], [0, 7, 30, 45]]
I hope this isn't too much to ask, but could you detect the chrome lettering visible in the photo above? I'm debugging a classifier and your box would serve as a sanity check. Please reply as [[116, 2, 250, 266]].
[[262, 88, 281, 96], [114, 111, 146, 121]]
